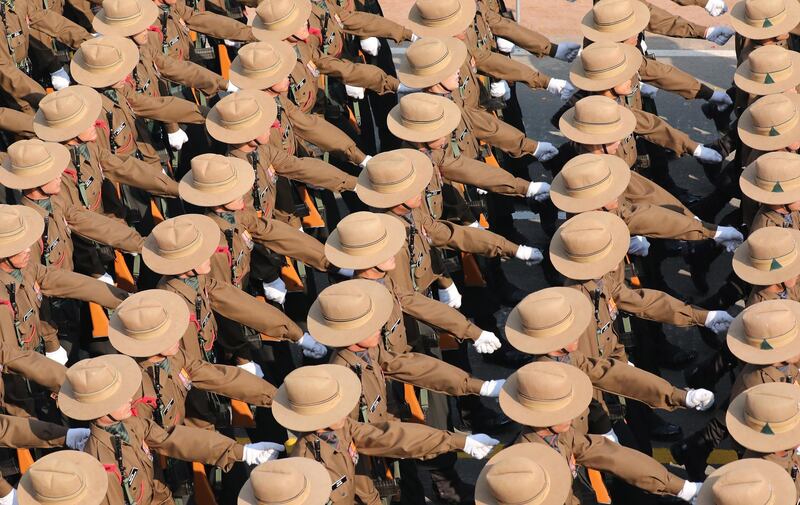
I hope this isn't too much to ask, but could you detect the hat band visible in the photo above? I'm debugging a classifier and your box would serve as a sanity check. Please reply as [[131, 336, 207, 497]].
[[493, 474, 549, 505], [255, 477, 311, 505], [369, 166, 416, 194], [340, 229, 389, 257], [744, 407, 800, 434], [418, 3, 461, 27], [105, 5, 145, 25], [522, 308, 575, 339], [745, 322, 798, 350], [565, 235, 613, 263], [262, 3, 299, 29], [0, 220, 27, 244], [750, 62, 793, 84], [323, 299, 375, 330], [221, 107, 263, 130], [84, 54, 125, 72], [289, 385, 341, 415], [158, 230, 203, 259], [44, 101, 87, 128], [11, 153, 55, 177], [583, 56, 629, 81], [72, 369, 123, 403], [243, 57, 283, 77], [34, 473, 88, 503], [592, 9, 635, 33], [193, 170, 239, 193], [517, 388, 573, 411], [411, 49, 454, 77], [565, 169, 613, 198], [400, 109, 446, 131], [755, 172, 800, 193], [573, 116, 623, 135], [750, 245, 797, 271], [746, 6, 787, 28], [124, 312, 170, 341], [751, 107, 798, 137]]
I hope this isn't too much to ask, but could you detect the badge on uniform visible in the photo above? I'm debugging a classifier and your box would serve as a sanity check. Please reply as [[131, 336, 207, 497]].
[[607, 296, 619, 321], [142, 440, 152, 461], [307, 61, 320, 78], [347, 441, 359, 465], [241, 230, 254, 251], [331, 475, 347, 490], [178, 368, 192, 390], [33, 282, 42, 303]]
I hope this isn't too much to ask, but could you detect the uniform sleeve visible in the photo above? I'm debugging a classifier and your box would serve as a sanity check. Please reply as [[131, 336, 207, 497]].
[[349, 418, 467, 460], [64, 204, 145, 253], [619, 201, 716, 240], [1, 346, 66, 392], [282, 100, 366, 164], [420, 212, 519, 257], [632, 108, 699, 155], [0, 50, 46, 113], [152, 50, 228, 96], [638, 57, 710, 100], [438, 151, 529, 196], [35, 263, 127, 308], [27, 9, 91, 48], [144, 418, 244, 470], [269, 147, 357, 193], [379, 349, 484, 395], [97, 150, 180, 198], [610, 268, 709, 326], [0, 414, 68, 448], [0, 107, 34, 136], [471, 45, 551, 90], [392, 285, 483, 341], [484, 8, 554, 57], [645, 1, 708, 38], [181, 7, 256, 42], [461, 104, 539, 157], [336, 8, 411, 42], [184, 358, 276, 407], [311, 46, 398, 94], [243, 213, 330, 271], [124, 88, 206, 125], [670, 0, 707, 5]]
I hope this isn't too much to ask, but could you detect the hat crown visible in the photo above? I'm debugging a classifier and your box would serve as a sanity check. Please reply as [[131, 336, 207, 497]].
[[40, 92, 87, 126], [749, 44, 791, 74], [102, 0, 143, 21], [152, 219, 202, 256], [414, 0, 462, 25], [745, 389, 799, 424], [251, 467, 308, 505], [485, 457, 548, 505], [560, 218, 613, 260], [407, 38, 452, 73], [573, 96, 622, 130], [754, 152, 800, 188], [239, 43, 281, 73], [517, 368, 572, 404], [712, 468, 773, 505], [366, 152, 416, 193], [561, 157, 612, 193], [82, 41, 124, 69], [742, 306, 796, 340], [29, 463, 86, 502], [284, 371, 340, 413], [749, 94, 796, 131], [8, 139, 53, 171], [257, 0, 299, 26], [747, 229, 796, 265], [519, 294, 573, 334], [592, 0, 636, 27], [191, 155, 238, 187], [579, 42, 626, 74], [0, 206, 28, 239], [66, 359, 120, 398], [745, 0, 788, 22], [217, 95, 261, 124], [337, 213, 388, 252], [318, 290, 373, 326], [399, 93, 448, 127], [117, 299, 169, 335]]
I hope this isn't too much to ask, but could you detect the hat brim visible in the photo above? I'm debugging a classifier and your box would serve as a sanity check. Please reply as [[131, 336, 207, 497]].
[[251, 0, 313, 41], [109, 290, 190, 357], [0, 143, 69, 190], [356, 149, 434, 208], [730, 0, 800, 40], [272, 364, 362, 432], [732, 228, 800, 285], [505, 288, 593, 355], [396, 38, 468, 90], [550, 154, 632, 213], [179, 157, 256, 207], [18, 451, 109, 505], [569, 44, 643, 92], [740, 153, 800, 204], [738, 93, 800, 151], [325, 213, 406, 270], [92, 0, 159, 37], [0, 206, 44, 258], [237, 458, 332, 505], [727, 383, 800, 453], [71, 37, 139, 89], [580, 1, 650, 42], [727, 299, 800, 365], [549, 211, 631, 280], [734, 51, 800, 96], [33, 86, 103, 142], [229, 41, 297, 91], [58, 355, 143, 420], [559, 104, 637, 145], [695, 458, 796, 505], [142, 214, 221, 275], [387, 98, 462, 143], [308, 279, 394, 347], [500, 362, 593, 427], [405, 0, 477, 38], [206, 90, 278, 145]]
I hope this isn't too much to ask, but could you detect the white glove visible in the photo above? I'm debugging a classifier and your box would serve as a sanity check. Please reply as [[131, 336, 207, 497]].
[[705, 25, 735, 45], [463, 434, 500, 459], [410, 33, 420, 42], [709, 90, 732, 110], [627, 236, 651, 257], [50, 67, 71, 91], [601, 429, 619, 443], [224, 39, 242, 47], [468, 221, 486, 229], [704, 310, 734, 334], [346, 84, 365, 100], [490, 80, 511, 100], [495, 36, 515, 53], [480, 379, 505, 397], [705, 0, 727, 16], [515, 245, 544, 264], [237, 361, 265, 378], [527, 181, 551, 202], [639, 82, 658, 99], [262, 277, 287, 305], [546, 78, 567, 96], [713, 226, 743, 250], [360, 36, 380, 56], [337, 268, 355, 278], [677, 481, 702, 502], [473, 331, 502, 354], [65, 428, 90, 450], [0, 489, 15, 505], [242, 442, 285, 465], [359, 155, 372, 168], [97, 272, 114, 285], [438, 283, 462, 308], [533, 141, 558, 162], [45, 346, 68, 365], [693, 145, 722, 164], [168, 129, 189, 151], [226, 80, 239, 93], [560, 81, 578, 101], [298, 332, 327, 359], [554, 42, 581, 62], [476, 187, 489, 196], [685, 388, 715, 411]]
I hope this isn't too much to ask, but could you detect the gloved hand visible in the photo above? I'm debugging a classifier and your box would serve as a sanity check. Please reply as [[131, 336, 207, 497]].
[[546, 78, 566, 97], [97, 272, 114, 285], [516, 245, 544, 264], [410, 33, 420, 42], [226, 80, 239, 93], [685, 388, 715, 411], [627, 235, 651, 257], [473, 331, 502, 354], [533, 141, 558, 162], [298, 332, 327, 359], [479, 379, 505, 397], [693, 144, 722, 164], [168, 129, 189, 151], [463, 434, 500, 459], [490, 80, 511, 100], [527, 181, 551, 202], [224, 39, 242, 47], [601, 429, 619, 443], [66, 428, 90, 450], [337, 268, 355, 278], [554, 41, 581, 62], [242, 442, 285, 465], [438, 283, 462, 309], [705, 25, 735, 45], [397, 83, 421, 96], [45, 346, 69, 365], [639, 82, 658, 99], [705, 0, 727, 16], [709, 90, 732, 110], [237, 361, 265, 378], [496, 36, 515, 53], [560, 81, 578, 101], [0, 489, 15, 505], [476, 187, 489, 196], [50, 67, 71, 91], [704, 310, 734, 334], [359, 155, 372, 168], [676, 481, 702, 502], [713, 226, 743, 251], [360, 36, 380, 56], [468, 221, 486, 229], [262, 277, 287, 305], [346, 85, 365, 100]]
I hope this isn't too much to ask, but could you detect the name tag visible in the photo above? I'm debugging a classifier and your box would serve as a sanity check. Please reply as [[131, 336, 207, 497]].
[[607, 296, 618, 321], [331, 475, 347, 490], [178, 368, 192, 390], [241, 230, 254, 251], [126, 467, 139, 484], [307, 61, 319, 78], [369, 395, 381, 413], [347, 441, 359, 465], [22, 308, 33, 322]]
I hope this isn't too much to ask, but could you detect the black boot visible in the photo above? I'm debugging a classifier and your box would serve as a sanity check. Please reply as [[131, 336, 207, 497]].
[[695, 275, 747, 310], [648, 413, 683, 442], [430, 469, 475, 505], [670, 430, 715, 481], [701, 102, 733, 133], [685, 240, 719, 294], [684, 345, 738, 391]]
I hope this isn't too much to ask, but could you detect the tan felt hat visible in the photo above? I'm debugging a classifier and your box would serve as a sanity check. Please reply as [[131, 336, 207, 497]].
[[179, 154, 255, 207], [696, 458, 797, 505], [559, 95, 637, 146], [727, 299, 800, 365], [58, 354, 143, 420], [727, 382, 800, 453], [550, 153, 631, 213], [142, 214, 221, 275], [325, 211, 406, 270], [500, 361, 593, 428], [272, 364, 362, 432], [238, 458, 332, 505], [17, 451, 108, 505], [252, 0, 312, 41], [735, 45, 800, 96], [738, 92, 800, 151], [34, 86, 103, 143], [387, 93, 462, 143], [549, 211, 630, 280], [0, 139, 70, 190], [740, 151, 800, 204], [731, 0, 800, 40], [475, 443, 572, 505], [71, 36, 139, 89], [307, 279, 394, 348], [396, 37, 468, 90], [109, 289, 190, 357], [581, 0, 651, 43], [206, 90, 277, 145], [505, 287, 593, 355], [356, 149, 433, 208], [569, 42, 643, 92], [229, 40, 296, 91], [405, 0, 477, 38], [92, 0, 158, 36], [0, 205, 44, 259], [732, 227, 800, 285]]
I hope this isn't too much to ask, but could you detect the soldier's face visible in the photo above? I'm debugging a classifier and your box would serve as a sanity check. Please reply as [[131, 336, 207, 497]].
[[352, 330, 381, 351], [326, 418, 347, 431], [788, 201, 800, 211], [108, 399, 134, 421], [425, 136, 449, 150], [785, 275, 799, 288], [131, 30, 149, 46], [289, 22, 310, 42], [787, 140, 800, 152], [374, 255, 396, 272], [612, 79, 633, 97], [160, 339, 182, 357], [254, 129, 271, 145], [40, 176, 62, 196], [193, 258, 212, 275], [760, 33, 790, 45], [622, 35, 638, 46], [602, 199, 619, 211], [270, 78, 291, 94], [77, 125, 98, 143], [548, 421, 572, 434], [4, 248, 30, 270], [440, 72, 460, 92], [585, 140, 621, 155], [403, 193, 424, 210], [224, 197, 246, 211]]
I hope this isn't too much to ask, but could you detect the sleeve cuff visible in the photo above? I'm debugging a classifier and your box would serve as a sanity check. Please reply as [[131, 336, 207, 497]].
[[548, 44, 558, 58], [465, 324, 483, 341], [696, 84, 714, 101], [344, 175, 358, 191], [451, 432, 468, 451], [692, 308, 711, 326], [467, 377, 485, 395], [672, 388, 689, 408], [234, 444, 245, 461]]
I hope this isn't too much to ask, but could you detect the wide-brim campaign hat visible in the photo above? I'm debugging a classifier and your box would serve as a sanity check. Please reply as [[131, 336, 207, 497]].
[[405, 0, 477, 38], [505, 287, 593, 355], [92, 0, 158, 36], [581, 0, 650, 43], [732, 227, 800, 285], [252, 0, 312, 41], [730, 0, 800, 40], [229, 40, 296, 91], [696, 458, 797, 505], [727, 382, 800, 453], [727, 299, 800, 365], [0, 205, 45, 258], [0, 139, 70, 190], [550, 211, 630, 280], [325, 212, 406, 270], [740, 151, 800, 204], [307, 279, 394, 347], [356, 149, 434, 208], [18, 451, 108, 505], [58, 354, 143, 421], [559, 95, 637, 145], [71, 36, 139, 89], [569, 42, 643, 92], [735, 45, 800, 96], [109, 290, 190, 357], [738, 92, 800, 151], [500, 361, 593, 428], [238, 458, 332, 505], [272, 364, 362, 432], [396, 37, 468, 90], [551, 153, 631, 213], [34, 86, 103, 142], [142, 214, 221, 275], [179, 154, 256, 207], [206, 90, 278, 145], [475, 443, 572, 505], [387, 93, 462, 143]]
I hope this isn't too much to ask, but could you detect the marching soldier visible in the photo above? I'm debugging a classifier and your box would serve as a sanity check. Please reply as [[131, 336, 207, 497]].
[[237, 459, 332, 505], [15, 451, 110, 505]]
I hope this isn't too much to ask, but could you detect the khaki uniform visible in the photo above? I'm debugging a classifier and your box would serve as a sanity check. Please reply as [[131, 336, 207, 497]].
[[0, 341, 66, 409], [750, 207, 800, 233], [0, 106, 33, 136], [638, 57, 713, 102], [747, 283, 800, 305], [325, 0, 411, 42], [612, 199, 716, 240], [645, 1, 708, 39], [141, 30, 228, 95], [749, 450, 800, 497], [0, 413, 70, 496], [361, 276, 409, 354]]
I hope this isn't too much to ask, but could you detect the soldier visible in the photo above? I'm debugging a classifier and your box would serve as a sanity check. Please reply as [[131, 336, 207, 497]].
[[237, 459, 332, 505], [730, 0, 800, 63], [737, 90, 800, 166], [741, 152, 800, 231], [15, 451, 109, 505], [693, 459, 797, 505]]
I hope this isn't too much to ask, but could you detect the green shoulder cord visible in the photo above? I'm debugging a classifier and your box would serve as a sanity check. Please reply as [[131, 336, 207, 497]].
[[194, 292, 224, 415], [41, 215, 51, 267], [4, 283, 22, 349], [152, 365, 165, 427], [70, 147, 91, 210], [247, 151, 263, 215], [112, 435, 135, 505], [351, 364, 368, 423], [223, 228, 240, 288], [405, 220, 420, 292]]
